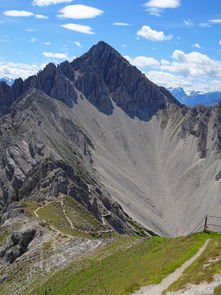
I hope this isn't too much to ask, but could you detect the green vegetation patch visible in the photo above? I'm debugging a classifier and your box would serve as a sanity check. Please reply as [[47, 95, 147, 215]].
[[165, 232, 221, 293], [36, 197, 107, 239], [36, 201, 76, 236], [214, 284, 221, 294], [42, 240, 52, 251], [27, 233, 208, 295], [0, 230, 9, 246], [62, 196, 106, 232], [22, 201, 39, 216]]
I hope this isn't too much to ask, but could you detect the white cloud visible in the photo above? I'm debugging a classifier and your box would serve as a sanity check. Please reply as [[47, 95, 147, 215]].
[[113, 22, 131, 26], [125, 55, 160, 68], [35, 14, 48, 19], [44, 42, 51, 45], [74, 41, 82, 47], [144, 0, 181, 16], [25, 28, 36, 32], [125, 49, 221, 92], [30, 37, 37, 42], [219, 40, 221, 45], [199, 23, 211, 28], [3, 10, 48, 19], [3, 10, 34, 17], [137, 25, 172, 41], [58, 5, 103, 19], [160, 50, 221, 79], [209, 19, 221, 24], [146, 70, 192, 88], [32, 0, 73, 6], [192, 43, 201, 49], [146, 70, 221, 93], [61, 23, 95, 34], [42, 52, 68, 59], [0, 61, 44, 79], [184, 18, 193, 27]]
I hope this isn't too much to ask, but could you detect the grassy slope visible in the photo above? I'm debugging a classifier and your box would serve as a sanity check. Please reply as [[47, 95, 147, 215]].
[[214, 285, 221, 294], [23, 196, 108, 239], [62, 196, 106, 232], [165, 232, 221, 293], [26, 233, 209, 295]]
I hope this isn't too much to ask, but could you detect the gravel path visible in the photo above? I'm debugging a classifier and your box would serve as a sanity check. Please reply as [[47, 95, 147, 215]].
[[133, 239, 210, 295]]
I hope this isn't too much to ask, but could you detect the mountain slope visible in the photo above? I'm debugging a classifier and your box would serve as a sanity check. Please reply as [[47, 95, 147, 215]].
[[0, 42, 221, 238], [169, 87, 221, 106]]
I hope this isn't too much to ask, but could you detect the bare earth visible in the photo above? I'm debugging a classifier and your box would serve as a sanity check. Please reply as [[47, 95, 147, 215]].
[[55, 96, 221, 237]]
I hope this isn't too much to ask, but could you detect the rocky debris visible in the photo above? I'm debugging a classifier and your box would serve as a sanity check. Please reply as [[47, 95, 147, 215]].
[[0, 41, 221, 237], [0, 229, 36, 263]]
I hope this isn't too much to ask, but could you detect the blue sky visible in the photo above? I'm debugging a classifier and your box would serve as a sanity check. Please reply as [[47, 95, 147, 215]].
[[0, 0, 221, 93]]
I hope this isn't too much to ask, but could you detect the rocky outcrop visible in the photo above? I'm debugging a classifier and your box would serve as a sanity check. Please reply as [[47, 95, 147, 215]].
[[1, 41, 221, 236], [0, 229, 36, 263]]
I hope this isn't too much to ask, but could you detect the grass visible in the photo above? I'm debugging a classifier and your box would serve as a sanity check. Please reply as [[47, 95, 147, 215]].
[[62, 196, 106, 232], [165, 231, 221, 293], [26, 232, 209, 295], [22, 201, 40, 216], [0, 230, 9, 246], [214, 284, 221, 294], [42, 241, 52, 251], [36, 196, 107, 239]]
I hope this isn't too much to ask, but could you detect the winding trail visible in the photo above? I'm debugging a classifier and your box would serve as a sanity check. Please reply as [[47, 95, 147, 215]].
[[60, 198, 75, 229], [133, 239, 210, 295], [34, 200, 74, 238], [34, 198, 113, 237]]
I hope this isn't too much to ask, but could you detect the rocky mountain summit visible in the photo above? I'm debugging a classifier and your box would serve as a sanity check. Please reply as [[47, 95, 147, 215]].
[[1, 41, 221, 240]]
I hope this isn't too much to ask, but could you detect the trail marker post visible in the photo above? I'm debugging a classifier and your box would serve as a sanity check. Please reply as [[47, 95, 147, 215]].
[[204, 215, 208, 232]]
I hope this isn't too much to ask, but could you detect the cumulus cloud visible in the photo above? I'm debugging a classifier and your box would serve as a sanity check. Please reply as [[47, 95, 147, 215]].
[[0, 61, 44, 79], [125, 56, 160, 68], [146, 70, 221, 92], [144, 0, 181, 16], [219, 40, 221, 45], [113, 22, 131, 26], [184, 18, 193, 27], [192, 43, 201, 49], [35, 14, 48, 19], [61, 23, 95, 34], [42, 52, 68, 59], [146, 71, 192, 89], [32, 0, 73, 6], [137, 25, 172, 41], [125, 49, 221, 92], [44, 42, 51, 45], [57, 5, 103, 19], [166, 50, 221, 79], [74, 41, 82, 47], [3, 10, 34, 17], [209, 19, 221, 24]]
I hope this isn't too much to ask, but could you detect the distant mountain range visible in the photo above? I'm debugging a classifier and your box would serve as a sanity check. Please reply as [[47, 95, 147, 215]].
[[0, 77, 14, 86], [168, 87, 221, 106]]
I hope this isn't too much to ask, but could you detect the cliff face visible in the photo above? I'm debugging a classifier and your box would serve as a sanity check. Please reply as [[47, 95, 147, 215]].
[[0, 41, 221, 237]]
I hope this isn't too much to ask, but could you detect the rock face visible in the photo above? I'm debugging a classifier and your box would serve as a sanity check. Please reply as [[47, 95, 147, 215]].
[[0, 229, 36, 263], [0, 41, 221, 236]]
